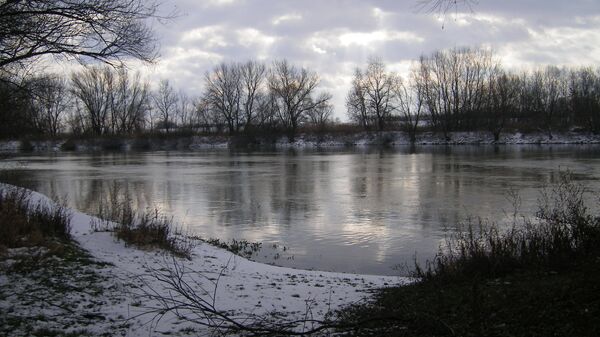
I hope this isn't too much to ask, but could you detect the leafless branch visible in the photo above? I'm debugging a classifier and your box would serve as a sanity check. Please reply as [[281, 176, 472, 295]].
[[130, 256, 405, 336]]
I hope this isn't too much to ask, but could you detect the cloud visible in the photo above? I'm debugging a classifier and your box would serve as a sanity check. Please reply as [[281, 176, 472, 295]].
[[136, 0, 600, 120], [202, 0, 239, 8], [180, 26, 228, 48], [272, 13, 302, 26], [339, 30, 424, 47]]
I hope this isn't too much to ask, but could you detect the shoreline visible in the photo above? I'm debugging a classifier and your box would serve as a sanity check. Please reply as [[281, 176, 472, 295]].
[[0, 184, 406, 336], [1, 131, 600, 153]]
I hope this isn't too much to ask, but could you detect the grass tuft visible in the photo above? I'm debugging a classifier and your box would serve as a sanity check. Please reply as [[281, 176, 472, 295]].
[[92, 196, 193, 259], [0, 188, 71, 251], [197, 237, 262, 258]]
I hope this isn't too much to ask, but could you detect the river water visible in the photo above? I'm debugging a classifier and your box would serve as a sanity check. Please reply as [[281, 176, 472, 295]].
[[2, 145, 600, 275]]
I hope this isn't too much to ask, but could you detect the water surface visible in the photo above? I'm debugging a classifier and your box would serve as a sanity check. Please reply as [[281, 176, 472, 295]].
[[2, 145, 600, 275]]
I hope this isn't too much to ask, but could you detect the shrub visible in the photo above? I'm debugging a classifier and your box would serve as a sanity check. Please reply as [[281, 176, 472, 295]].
[[99, 137, 124, 151], [338, 173, 600, 337], [60, 138, 77, 151], [416, 172, 600, 282], [19, 139, 34, 152], [92, 197, 193, 258], [0, 188, 71, 250]]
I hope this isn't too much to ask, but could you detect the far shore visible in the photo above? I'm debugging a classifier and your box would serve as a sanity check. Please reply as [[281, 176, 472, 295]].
[[2, 130, 600, 153]]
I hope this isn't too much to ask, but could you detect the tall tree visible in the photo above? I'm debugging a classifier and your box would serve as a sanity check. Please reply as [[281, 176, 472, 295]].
[[395, 70, 425, 143], [111, 68, 149, 134], [29, 74, 71, 136], [240, 61, 267, 132], [71, 66, 114, 135], [152, 80, 178, 133], [268, 60, 330, 141], [418, 48, 496, 138], [570, 67, 600, 133], [177, 91, 194, 129], [364, 59, 397, 132], [204, 63, 242, 135], [483, 70, 520, 141], [346, 59, 397, 132], [346, 68, 370, 131]]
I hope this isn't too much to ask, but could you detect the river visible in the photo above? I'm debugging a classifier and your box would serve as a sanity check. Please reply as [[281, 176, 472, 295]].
[[2, 145, 600, 275]]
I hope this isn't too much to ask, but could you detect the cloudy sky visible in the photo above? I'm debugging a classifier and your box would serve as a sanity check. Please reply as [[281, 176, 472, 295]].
[[135, 0, 600, 120]]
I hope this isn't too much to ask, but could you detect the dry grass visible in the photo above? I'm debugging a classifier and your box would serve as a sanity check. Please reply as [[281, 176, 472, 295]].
[[92, 197, 193, 259], [0, 188, 71, 251]]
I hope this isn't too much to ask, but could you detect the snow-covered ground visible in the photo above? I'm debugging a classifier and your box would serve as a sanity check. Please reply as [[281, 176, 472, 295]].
[[2, 131, 600, 153], [0, 185, 406, 336], [273, 131, 600, 148]]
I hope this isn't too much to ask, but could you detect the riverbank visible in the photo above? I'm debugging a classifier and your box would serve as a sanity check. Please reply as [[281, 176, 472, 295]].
[[337, 174, 600, 336], [0, 184, 404, 336], [2, 131, 600, 153]]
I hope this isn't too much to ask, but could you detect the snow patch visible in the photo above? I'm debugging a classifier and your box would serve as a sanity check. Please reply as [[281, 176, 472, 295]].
[[0, 184, 407, 336]]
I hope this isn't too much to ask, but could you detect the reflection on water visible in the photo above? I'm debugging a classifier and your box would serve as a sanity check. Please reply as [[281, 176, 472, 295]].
[[2, 145, 600, 275]]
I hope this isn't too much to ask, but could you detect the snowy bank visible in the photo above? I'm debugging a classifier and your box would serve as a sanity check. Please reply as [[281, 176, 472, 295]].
[[0, 184, 406, 336], [273, 131, 600, 148], [2, 131, 600, 153]]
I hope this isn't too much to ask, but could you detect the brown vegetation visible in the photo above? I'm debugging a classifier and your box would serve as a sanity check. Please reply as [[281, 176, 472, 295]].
[[0, 188, 71, 251]]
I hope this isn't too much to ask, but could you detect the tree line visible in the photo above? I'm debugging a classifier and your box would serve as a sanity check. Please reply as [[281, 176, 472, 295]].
[[1, 48, 600, 141], [348, 49, 600, 141], [0, 59, 333, 141]]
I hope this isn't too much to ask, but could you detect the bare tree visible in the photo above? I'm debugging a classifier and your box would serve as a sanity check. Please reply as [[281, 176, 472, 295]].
[[540, 66, 568, 139], [395, 70, 425, 143], [240, 60, 267, 132], [66, 100, 87, 135], [152, 80, 179, 133], [71, 66, 114, 135], [346, 68, 370, 131], [363, 58, 397, 132], [255, 91, 280, 131], [29, 74, 71, 136], [177, 91, 194, 129], [192, 97, 211, 133], [0, 0, 163, 71], [306, 93, 334, 133], [112, 68, 150, 134], [268, 60, 330, 141], [570, 67, 600, 133], [483, 70, 520, 141], [71, 65, 148, 135], [204, 63, 242, 135], [418, 48, 496, 139]]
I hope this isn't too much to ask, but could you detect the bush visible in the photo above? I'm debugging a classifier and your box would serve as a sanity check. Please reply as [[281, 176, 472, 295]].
[[99, 137, 125, 151], [416, 172, 600, 282], [0, 188, 71, 250], [131, 137, 152, 150], [338, 172, 600, 337], [92, 197, 192, 258], [19, 139, 34, 152], [60, 138, 77, 151]]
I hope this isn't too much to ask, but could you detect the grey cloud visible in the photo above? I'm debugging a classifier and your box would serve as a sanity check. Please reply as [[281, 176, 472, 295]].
[[145, 0, 600, 120]]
